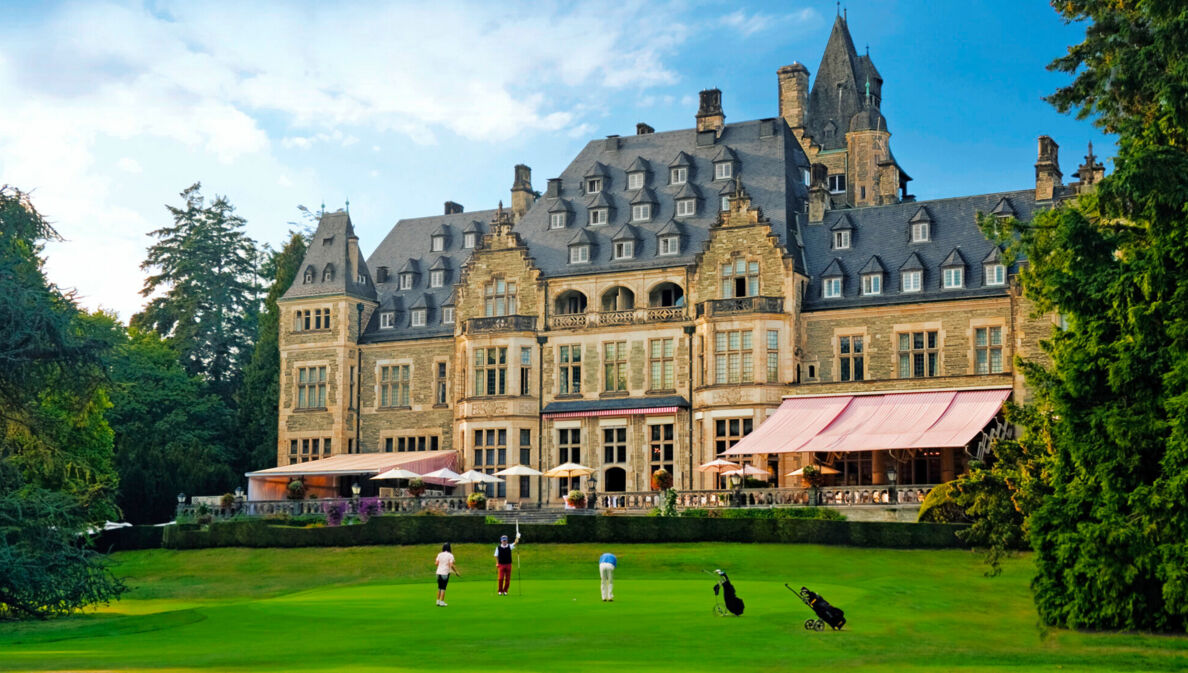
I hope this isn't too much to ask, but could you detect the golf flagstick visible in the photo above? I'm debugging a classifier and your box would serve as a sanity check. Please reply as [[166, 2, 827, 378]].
[[516, 520, 522, 597]]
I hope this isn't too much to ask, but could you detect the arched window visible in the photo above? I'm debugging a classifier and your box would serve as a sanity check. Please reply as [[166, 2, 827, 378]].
[[648, 282, 685, 308], [601, 286, 635, 312], [554, 290, 588, 315], [322, 264, 335, 282]]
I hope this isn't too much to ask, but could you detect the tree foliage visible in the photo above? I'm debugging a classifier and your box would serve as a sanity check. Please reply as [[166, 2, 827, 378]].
[[235, 231, 308, 474], [957, 2, 1188, 632], [0, 186, 124, 618], [132, 183, 261, 400]]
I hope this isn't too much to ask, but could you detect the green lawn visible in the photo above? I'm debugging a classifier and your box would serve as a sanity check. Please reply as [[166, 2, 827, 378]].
[[1, 543, 1185, 672]]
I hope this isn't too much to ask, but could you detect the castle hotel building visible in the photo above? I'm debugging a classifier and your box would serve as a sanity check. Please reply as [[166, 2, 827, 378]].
[[250, 16, 1104, 503]]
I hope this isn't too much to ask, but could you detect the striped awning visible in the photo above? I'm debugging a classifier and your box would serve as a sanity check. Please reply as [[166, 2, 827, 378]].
[[245, 450, 458, 478]]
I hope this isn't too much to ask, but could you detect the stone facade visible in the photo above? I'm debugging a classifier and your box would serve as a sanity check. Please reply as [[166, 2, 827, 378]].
[[273, 16, 1083, 503]]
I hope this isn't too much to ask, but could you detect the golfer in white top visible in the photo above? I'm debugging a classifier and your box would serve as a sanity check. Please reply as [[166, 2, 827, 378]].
[[434, 542, 459, 606]]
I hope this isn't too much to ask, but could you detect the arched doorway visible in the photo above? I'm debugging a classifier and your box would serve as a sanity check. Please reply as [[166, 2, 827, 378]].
[[604, 467, 627, 492]]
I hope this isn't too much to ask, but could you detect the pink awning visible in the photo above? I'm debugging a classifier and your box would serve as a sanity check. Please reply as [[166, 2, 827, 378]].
[[724, 388, 1010, 455]]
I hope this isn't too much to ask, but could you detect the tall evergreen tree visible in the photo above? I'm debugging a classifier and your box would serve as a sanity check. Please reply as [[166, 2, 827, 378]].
[[235, 231, 307, 475], [958, 2, 1188, 632], [0, 186, 125, 619], [133, 183, 261, 400]]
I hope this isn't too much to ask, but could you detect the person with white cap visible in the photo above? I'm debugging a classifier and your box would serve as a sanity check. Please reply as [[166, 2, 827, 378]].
[[493, 531, 521, 595]]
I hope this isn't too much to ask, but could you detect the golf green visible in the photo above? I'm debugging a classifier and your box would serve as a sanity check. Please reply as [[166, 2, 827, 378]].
[[1, 543, 1185, 672]]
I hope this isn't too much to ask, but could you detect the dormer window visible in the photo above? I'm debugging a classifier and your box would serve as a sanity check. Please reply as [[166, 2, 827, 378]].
[[380, 312, 395, 329], [431, 235, 445, 252], [357, 273, 367, 284], [550, 212, 566, 229], [430, 270, 444, 288], [985, 263, 1006, 286], [303, 267, 315, 284], [902, 270, 922, 292], [911, 221, 929, 242], [670, 167, 687, 185], [586, 177, 602, 194], [720, 195, 730, 211], [411, 309, 426, 327], [833, 231, 851, 250], [861, 274, 882, 295], [828, 175, 846, 193], [613, 240, 634, 260], [943, 267, 964, 289], [659, 235, 680, 256], [463, 232, 477, 248], [442, 306, 455, 324], [570, 245, 590, 264], [714, 162, 733, 180], [676, 199, 696, 217], [823, 277, 842, 298], [399, 273, 414, 290], [627, 172, 644, 190], [589, 208, 608, 226], [631, 204, 651, 222]]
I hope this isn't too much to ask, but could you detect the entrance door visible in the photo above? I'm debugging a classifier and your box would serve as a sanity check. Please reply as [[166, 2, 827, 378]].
[[604, 467, 627, 492]]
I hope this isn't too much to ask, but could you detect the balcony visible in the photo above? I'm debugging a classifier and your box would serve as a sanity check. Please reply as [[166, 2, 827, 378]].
[[466, 314, 536, 334], [547, 306, 689, 330], [696, 296, 784, 318]]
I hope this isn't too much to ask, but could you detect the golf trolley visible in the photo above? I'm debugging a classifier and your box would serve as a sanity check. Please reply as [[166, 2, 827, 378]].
[[786, 584, 845, 631], [706, 569, 744, 617]]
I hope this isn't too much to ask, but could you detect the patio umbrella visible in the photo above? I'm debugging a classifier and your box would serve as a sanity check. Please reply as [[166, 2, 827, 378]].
[[453, 469, 505, 484], [494, 464, 543, 477], [698, 458, 741, 489], [420, 467, 462, 487], [543, 462, 595, 479], [370, 468, 422, 480], [722, 464, 771, 478], [785, 464, 840, 477]]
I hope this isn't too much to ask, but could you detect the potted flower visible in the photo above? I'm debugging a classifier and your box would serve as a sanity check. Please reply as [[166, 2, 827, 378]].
[[467, 492, 488, 510], [802, 465, 824, 506], [566, 489, 586, 509], [407, 478, 426, 498], [219, 492, 235, 509], [286, 479, 305, 500], [650, 468, 673, 491]]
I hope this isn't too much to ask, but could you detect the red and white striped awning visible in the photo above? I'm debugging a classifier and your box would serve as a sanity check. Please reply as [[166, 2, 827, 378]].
[[724, 387, 1011, 455]]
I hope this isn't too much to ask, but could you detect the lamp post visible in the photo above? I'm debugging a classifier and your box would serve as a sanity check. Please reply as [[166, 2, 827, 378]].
[[729, 473, 743, 507], [351, 481, 362, 514], [587, 474, 598, 510], [886, 465, 898, 505], [176, 492, 186, 517]]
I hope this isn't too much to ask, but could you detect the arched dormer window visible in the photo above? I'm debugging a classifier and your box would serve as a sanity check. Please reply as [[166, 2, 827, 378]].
[[322, 264, 335, 282], [303, 266, 315, 284]]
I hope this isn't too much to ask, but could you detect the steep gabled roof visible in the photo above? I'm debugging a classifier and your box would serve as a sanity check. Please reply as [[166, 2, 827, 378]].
[[409, 293, 432, 310], [830, 213, 855, 231], [398, 258, 420, 274], [668, 151, 692, 167], [568, 228, 597, 246], [283, 210, 377, 302], [630, 188, 657, 205], [656, 219, 683, 236], [587, 191, 613, 209], [611, 223, 640, 242], [941, 248, 966, 267], [821, 258, 845, 277], [990, 197, 1016, 218], [547, 198, 572, 213], [909, 206, 933, 224], [462, 219, 484, 233], [585, 161, 610, 178], [711, 145, 738, 163], [900, 252, 925, 271], [860, 255, 886, 275], [626, 157, 650, 173], [674, 182, 702, 200], [982, 247, 1003, 264], [429, 256, 449, 271]]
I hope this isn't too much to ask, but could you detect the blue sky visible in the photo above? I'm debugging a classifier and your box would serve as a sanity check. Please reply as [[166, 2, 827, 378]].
[[0, 1, 1108, 321]]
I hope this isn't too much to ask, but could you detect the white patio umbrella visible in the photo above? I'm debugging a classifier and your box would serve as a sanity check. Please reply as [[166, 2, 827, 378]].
[[543, 462, 595, 479], [698, 458, 741, 489], [494, 464, 544, 477], [370, 467, 422, 480], [453, 469, 505, 484], [420, 467, 462, 487], [722, 464, 771, 478], [785, 464, 840, 477]]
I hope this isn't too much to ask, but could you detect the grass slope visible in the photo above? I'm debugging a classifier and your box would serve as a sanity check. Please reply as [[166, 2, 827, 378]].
[[1, 544, 1185, 672]]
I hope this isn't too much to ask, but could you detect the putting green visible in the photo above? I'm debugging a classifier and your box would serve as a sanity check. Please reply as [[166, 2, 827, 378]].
[[1, 543, 1185, 672]]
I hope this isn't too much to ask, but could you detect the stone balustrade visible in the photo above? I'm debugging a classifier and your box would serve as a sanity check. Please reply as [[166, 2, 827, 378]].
[[695, 295, 784, 318], [466, 315, 537, 334], [596, 484, 935, 511], [548, 306, 688, 330]]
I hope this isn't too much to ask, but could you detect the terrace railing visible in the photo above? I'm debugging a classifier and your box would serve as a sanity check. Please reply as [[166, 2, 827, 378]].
[[466, 315, 536, 334], [547, 307, 688, 331], [595, 484, 936, 511], [696, 296, 784, 318], [178, 495, 469, 521]]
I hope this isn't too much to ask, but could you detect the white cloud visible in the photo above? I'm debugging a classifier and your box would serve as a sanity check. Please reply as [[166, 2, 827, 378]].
[[116, 157, 142, 173], [277, 175, 293, 188], [720, 8, 820, 38]]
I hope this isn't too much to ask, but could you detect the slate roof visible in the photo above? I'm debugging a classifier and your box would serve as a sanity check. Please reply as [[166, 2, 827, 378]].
[[361, 207, 498, 342], [808, 15, 873, 151], [284, 210, 377, 302], [514, 119, 809, 280], [801, 189, 1037, 311]]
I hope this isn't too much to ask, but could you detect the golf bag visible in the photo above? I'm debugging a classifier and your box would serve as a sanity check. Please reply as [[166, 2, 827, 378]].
[[788, 584, 845, 631], [710, 570, 745, 616]]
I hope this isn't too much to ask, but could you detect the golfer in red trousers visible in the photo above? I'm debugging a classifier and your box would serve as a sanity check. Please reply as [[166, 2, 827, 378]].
[[493, 532, 520, 595]]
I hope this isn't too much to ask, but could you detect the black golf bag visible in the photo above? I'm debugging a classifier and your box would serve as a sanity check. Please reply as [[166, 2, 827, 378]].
[[711, 570, 745, 616], [788, 584, 845, 631]]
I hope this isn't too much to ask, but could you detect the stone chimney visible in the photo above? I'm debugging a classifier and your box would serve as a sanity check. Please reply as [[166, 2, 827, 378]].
[[807, 164, 830, 223], [1035, 135, 1062, 201], [510, 164, 535, 221], [636, 122, 654, 135], [546, 178, 562, 198], [444, 201, 464, 215], [777, 62, 810, 130], [347, 235, 360, 282], [696, 88, 725, 133], [1072, 141, 1106, 194]]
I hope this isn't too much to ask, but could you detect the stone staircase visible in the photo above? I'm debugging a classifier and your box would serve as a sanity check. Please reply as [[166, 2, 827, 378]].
[[487, 509, 571, 525]]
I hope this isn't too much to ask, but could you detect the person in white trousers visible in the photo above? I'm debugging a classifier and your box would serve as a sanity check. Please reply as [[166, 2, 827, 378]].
[[599, 552, 617, 602]]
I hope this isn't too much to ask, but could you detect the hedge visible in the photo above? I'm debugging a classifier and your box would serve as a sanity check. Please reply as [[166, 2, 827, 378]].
[[93, 525, 165, 552], [161, 515, 968, 550]]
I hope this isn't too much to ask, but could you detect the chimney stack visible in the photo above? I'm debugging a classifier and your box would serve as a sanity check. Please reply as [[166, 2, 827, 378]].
[[777, 63, 810, 130], [1035, 135, 1062, 201], [636, 122, 654, 135], [546, 178, 562, 199], [444, 201, 464, 215], [1072, 141, 1105, 194], [510, 164, 535, 222], [808, 164, 830, 223], [696, 88, 725, 133]]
